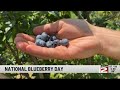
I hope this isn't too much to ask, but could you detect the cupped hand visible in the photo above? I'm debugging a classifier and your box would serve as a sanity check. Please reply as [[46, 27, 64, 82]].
[[14, 19, 102, 60]]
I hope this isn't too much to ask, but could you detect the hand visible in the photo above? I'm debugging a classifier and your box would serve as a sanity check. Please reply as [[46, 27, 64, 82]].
[[14, 19, 102, 60]]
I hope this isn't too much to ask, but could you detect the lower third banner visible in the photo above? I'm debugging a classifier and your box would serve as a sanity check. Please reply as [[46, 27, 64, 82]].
[[0, 65, 119, 73]]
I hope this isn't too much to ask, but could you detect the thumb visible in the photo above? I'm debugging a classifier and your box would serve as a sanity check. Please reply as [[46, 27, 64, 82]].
[[33, 20, 62, 35]]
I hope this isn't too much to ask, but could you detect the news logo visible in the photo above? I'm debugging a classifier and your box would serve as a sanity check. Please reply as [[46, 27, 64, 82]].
[[108, 65, 117, 73], [100, 66, 108, 73]]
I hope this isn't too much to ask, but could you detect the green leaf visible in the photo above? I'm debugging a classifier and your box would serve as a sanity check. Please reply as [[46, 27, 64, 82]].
[[70, 11, 78, 19], [6, 29, 12, 41], [0, 41, 5, 51], [48, 11, 58, 17], [50, 73, 55, 79], [40, 19, 48, 25], [0, 33, 4, 40]]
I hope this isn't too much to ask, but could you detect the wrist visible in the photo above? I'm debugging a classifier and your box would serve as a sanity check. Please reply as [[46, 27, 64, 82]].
[[85, 22, 103, 55], [90, 24, 120, 60]]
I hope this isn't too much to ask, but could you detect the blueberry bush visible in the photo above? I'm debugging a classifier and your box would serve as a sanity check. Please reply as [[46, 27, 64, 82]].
[[0, 11, 120, 79]]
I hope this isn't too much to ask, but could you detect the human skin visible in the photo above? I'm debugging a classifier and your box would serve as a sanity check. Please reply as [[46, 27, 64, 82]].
[[14, 19, 120, 60]]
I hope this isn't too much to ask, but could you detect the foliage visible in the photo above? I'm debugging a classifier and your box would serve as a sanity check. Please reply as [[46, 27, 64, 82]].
[[0, 11, 120, 79]]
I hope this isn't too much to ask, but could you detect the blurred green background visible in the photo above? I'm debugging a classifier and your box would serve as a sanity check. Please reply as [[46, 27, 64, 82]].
[[0, 11, 120, 79]]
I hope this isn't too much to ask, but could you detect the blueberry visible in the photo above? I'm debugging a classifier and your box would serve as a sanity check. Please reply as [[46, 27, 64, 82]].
[[48, 35, 56, 41], [46, 35, 50, 41], [35, 39, 45, 47], [36, 35, 47, 41], [39, 40, 46, 47], [35, 39, 41, 45], [36, 35, 42, 39], [53, 39, 60, 46], [41, 32, 48, 38], [52, 36, 57, 40], [59, 39, 69, 46], [46, 41, 54, 48], [48, 36, 53, 41]]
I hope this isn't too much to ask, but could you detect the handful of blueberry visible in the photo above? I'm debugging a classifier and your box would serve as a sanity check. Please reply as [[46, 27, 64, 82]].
[[35, 32, 69, 48]]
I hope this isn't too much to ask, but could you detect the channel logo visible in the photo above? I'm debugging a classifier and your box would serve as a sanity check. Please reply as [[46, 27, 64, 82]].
[[100, 66, 108, 73]]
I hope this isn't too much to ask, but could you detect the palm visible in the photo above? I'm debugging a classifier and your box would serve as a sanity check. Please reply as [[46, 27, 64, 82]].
[[68, 36, 100, 59], [15, 33, 100, 60]]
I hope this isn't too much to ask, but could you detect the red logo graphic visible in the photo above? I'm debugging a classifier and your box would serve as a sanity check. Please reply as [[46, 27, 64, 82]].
[[100, 66, 108, 73]]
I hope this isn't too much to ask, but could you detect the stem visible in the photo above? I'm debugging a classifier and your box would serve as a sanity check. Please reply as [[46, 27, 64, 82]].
[[72, 11, 84, 19], [77, 11, 84, 19]]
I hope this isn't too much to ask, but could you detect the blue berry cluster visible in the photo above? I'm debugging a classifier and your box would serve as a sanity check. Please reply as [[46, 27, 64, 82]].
[[35, 32, 69, 48]]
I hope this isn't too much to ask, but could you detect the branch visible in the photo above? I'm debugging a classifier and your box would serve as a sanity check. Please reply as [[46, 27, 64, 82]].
[[72, 11, 84, 19], [77, 11, 84, 19]]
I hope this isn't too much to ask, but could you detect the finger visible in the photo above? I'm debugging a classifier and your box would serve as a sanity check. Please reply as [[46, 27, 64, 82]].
[[16, 41, 36, 52], [14, 36, 28, 44], [33, 20, 62, 35], [16, 41, 29, 52], [14, 36, 36, 46], [25, 45, 71, 60], [16, 33, 35, 42], [27, 41, 36, 45]]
